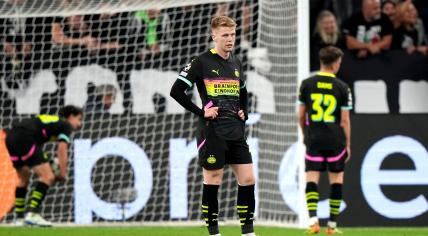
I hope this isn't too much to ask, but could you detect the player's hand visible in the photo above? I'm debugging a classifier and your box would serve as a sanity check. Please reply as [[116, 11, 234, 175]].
[[204, 107, 218, 119], [345, 146, 351, 163], [238, 110, 246, 121], [55, 174, 66, 182]]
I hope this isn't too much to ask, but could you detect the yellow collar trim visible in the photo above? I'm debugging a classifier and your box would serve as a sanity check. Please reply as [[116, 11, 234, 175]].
[[210, 48, 217, 54], [317, 71, 336, 78]]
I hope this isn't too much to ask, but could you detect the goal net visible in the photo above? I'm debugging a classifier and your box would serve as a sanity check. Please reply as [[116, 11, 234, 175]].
[[0, 0, 302, 227]]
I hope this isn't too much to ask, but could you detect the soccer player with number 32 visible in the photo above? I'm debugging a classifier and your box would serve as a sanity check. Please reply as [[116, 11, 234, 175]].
[[298, 46, 352, 234]]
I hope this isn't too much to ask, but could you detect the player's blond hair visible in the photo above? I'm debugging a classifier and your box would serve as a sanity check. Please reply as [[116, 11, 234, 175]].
[[211, 15, 237, 30]]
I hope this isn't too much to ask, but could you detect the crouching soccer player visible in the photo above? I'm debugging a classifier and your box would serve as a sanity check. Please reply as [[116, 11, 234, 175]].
[[170, 16, 256, 236], [297, 46, 352, 234], [6, 105, 83, 227]]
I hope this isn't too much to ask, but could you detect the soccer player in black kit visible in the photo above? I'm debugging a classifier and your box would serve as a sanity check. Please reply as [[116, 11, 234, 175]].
[[5, 105, 83, 227], [170, 16, 255, 236], [298, 46, 352, 234]]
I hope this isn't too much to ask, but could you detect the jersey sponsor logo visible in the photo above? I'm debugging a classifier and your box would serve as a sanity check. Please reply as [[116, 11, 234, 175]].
[[207, 155, 217, 164], [317, 82, 332, 90], [204, 79, 240, 97], [211, 69, 220, 76], [234, 69, 240, 78]]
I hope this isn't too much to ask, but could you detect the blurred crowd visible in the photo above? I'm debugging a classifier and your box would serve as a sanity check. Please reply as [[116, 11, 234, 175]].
[[310, 0, 428, 69], [1, 0, 425, 115], [0, 1, 258, 115]]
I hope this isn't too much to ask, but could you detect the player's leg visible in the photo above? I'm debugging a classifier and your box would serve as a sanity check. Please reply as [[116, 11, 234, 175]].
[[5, 131, 32, 225], [325, 148, 347, 234], [202, 168, 224, 236], [199, 135, 226, 236], [228, 140, 255, 236], [325, 172, 344, 234], [305, 171, 321, 234], [24, 149, 55, 227], [231, 163, 256, 236], [304, 149, 326, 234], [14, 166, 31, 225]]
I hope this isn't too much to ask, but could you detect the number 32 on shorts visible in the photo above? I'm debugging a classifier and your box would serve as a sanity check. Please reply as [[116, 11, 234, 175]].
[[310, 93, 337, 123]]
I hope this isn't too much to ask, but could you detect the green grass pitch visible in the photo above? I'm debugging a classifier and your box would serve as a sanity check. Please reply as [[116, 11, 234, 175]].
[[1, 226, 428, 236]]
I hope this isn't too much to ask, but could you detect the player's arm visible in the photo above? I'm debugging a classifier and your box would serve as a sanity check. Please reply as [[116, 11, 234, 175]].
[[238, 72, 248, 121], [298, 104, 306, 131], [170, 58, 218, 119], [340, 109, 351, 161], [170, 80, 205, 117], [56, 141, 68, 181], [341, 86, 353, 161], [297, 81, 307, 131], [238, 86, 248, 121], [56, 123, 72, 181]]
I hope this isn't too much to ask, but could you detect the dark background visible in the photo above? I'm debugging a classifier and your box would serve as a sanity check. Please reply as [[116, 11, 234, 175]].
[[336, 115, 428, 226]]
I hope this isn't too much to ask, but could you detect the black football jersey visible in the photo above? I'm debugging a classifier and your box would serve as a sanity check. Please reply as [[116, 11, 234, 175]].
[[13, 115, 73, 145], [177, 49, 246, 140], [298, 72, 353, 149]]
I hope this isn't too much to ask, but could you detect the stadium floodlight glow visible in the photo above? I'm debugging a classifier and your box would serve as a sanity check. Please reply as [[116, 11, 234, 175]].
[[361, 135, 428, 219], [74, 138, 153, 224]]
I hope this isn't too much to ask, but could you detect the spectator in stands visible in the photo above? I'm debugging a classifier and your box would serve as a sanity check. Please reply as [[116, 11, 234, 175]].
[[391, 1, 428, 54], [2, 0, 54, 71], [84, 83, 117, 113], [165, 5, 212, 70], [382, 0, 399, 28], [87, 12, 137, 114], [311, 10, 345, 70], [86, 11, 141, 64], [0, 18, 33, 89], [87, 12, 138, 54], [50, 15, 96, 107], [51, 15, 96, 64], [135, 9, 164, 56], [215, 1, 257, 48], [212, 2, 258, 70], [342, 0, 393, 58], [240, 1, 255, 48]]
